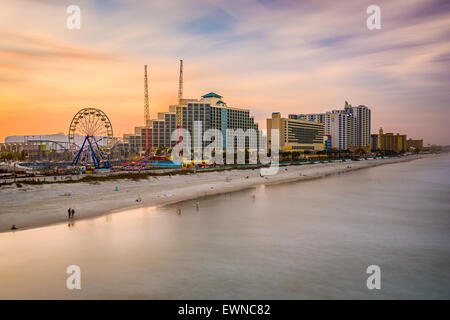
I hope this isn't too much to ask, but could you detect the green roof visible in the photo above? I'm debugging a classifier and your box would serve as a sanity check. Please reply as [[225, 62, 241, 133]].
[[202, 92, 222, 98], [216, 100, 226, 105]]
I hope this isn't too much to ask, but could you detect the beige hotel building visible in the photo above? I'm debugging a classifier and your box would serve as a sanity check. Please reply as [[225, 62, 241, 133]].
[[267, 113, 325, 152]]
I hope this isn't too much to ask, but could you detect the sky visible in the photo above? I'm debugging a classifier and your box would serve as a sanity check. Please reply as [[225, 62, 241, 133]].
[[0, 0, 449, 145]]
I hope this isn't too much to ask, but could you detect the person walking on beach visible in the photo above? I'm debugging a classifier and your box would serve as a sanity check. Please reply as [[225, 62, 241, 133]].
[[71, 208, 75, 219], [68, 208, 72, 219], [195, 201, 199, 210], [177, 207, 182, 216]]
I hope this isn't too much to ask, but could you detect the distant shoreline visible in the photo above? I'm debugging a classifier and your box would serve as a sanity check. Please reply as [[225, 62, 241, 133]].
[[0, 154, 438, 233]]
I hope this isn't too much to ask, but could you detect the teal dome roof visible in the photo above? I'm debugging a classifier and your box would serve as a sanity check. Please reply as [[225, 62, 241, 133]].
[[202, 92, 222, 98]]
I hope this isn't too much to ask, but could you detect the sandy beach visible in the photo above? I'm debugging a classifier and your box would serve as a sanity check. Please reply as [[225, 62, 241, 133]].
[[0, 155, 428, 232]]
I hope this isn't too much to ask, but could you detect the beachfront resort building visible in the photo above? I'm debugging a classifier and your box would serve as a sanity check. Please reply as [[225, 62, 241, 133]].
[[266, 112, 325, 152], [124, 92, 260, 155], [324, 110, 355, 151], [406, 138, 423, 152], [371, 128, 423, 153], [371, 128, 407, 153], [289, 101, 371, 151], [344, 103, 371, 148]]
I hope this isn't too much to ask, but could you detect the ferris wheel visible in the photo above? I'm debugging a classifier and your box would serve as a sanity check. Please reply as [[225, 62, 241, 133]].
[[68, 108, 114, 168]]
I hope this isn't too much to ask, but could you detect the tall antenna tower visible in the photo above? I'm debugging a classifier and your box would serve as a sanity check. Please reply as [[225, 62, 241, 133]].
[[144, 65, 151, 155], [176, 60, 183, 127], [144, 65, 150, 127], [176, 60, 184, 145]]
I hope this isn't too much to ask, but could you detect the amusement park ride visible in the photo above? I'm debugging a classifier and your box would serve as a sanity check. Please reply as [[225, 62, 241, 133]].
[[67, 61, 188, 171], [68, 108, 115, 169], [123, 60, 185, 169]]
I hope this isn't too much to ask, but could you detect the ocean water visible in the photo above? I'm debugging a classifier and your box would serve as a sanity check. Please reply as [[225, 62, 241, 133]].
[[0, 155, 449, 299]]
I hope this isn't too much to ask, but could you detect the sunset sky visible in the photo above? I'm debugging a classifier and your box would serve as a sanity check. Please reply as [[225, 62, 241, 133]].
[[1, 0, 449, 144]]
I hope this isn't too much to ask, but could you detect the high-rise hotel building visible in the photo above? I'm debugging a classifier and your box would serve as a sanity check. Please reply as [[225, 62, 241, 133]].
[[124, 92, 259, 155], [267, 113, 325, 152], [344, 102, 371, 147], [289, 101, 371, 151], [324, 110, 355, 151], [176, 92, 259, 150]]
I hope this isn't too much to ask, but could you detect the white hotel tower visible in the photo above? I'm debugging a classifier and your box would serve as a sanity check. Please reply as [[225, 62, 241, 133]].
[[324, 109, 354, 151], [291, 101, 371, 151]]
